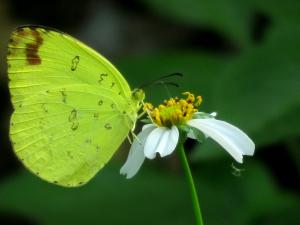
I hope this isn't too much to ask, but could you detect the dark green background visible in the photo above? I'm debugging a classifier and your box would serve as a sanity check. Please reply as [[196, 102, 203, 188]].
[[0, 0, 299, 224]]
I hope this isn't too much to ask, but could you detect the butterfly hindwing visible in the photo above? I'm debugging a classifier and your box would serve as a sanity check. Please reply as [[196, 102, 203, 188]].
[[8, 26, 136, 187]]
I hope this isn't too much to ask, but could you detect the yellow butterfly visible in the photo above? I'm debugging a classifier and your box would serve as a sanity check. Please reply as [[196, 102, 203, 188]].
[[7, 25, 145, 187]]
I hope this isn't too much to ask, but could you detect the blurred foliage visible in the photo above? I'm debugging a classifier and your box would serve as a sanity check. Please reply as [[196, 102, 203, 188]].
[[0, 0, 300, 225], [0, 161, 299, 225], [119, 24, 300, 161], [250, 0, 300, 24], [143, 0, 253, 48]]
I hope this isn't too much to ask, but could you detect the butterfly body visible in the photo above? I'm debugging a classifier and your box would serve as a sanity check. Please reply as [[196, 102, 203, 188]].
[[7, 26, 144, 187]]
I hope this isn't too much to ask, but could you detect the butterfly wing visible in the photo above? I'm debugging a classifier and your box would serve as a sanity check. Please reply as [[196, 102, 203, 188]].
[[8, 26, 136, 187]]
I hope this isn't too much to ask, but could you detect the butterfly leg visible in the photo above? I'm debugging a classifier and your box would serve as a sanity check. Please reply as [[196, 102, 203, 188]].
[[139, 101, 155, 124], [127, 135, 133, 145], [137, 110, 147, 119], [127, 131, 141, 145], [131, 130, 141, 143]]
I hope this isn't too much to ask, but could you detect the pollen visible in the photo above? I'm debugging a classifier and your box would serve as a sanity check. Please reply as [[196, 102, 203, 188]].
[[144, 92, 202, 127]]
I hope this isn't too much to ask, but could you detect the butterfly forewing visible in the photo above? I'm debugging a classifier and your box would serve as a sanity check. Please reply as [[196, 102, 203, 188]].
[[7, 26, 136, 187], [8, 26, 131, 101]]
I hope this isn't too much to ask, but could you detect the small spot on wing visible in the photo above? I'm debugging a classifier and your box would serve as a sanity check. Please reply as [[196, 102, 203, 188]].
[[69, 109, 77, 122], [71, 122, 79, 131], [98, 73, 108, 84], [85, 139, 92, 144], [71, 56, 80, 71], [69, 109, 79, 131], [67, 151, 74, 159], [96, 145, 100, 152], [60, 90, 67, 103], [104, 123, 112, 130]]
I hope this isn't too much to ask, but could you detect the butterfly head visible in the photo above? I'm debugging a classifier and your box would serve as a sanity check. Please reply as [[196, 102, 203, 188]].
[[124, 89, 145, 128], [132, 89, 145, 103]]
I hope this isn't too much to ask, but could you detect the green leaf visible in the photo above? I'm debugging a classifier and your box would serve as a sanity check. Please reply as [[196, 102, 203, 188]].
[[254, 106, 300, 146], [211, 25, 300, 146], [197, 161, 299, 225], [119, 25, 300, 160], [0, 162, 298, 225], [142, 0, 253, 47], [0, 165, 192, 225], [192, 24, 300, 160], [250, 0, 300, 24]]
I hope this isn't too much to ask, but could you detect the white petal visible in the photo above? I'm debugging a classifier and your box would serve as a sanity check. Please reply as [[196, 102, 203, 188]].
[[144, 126, 180, 159], [188, 127, 209, 139], [142, 124, 156, 131], [156, 126, 179, 157], [120, 126, 155, 179], [187, 130, 197, 139], [144, 127, 166, 159], [188, 119, 255, 163]]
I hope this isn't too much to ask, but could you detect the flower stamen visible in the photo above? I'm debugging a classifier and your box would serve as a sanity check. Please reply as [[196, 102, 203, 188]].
[[144, 92, 202, 127]]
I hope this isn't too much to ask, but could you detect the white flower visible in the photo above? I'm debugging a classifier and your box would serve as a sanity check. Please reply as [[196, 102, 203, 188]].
[[120, 93, 255, 179]]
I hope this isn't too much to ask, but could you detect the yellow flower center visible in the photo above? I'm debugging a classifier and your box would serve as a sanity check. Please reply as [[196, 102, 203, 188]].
[[144, 92, 202, 127]]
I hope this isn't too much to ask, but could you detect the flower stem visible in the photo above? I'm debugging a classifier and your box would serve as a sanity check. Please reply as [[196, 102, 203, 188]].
[[178, 143, 204, 225]]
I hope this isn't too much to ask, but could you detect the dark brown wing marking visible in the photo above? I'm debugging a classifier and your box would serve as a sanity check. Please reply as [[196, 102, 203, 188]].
[[10, 27, 44, 65]]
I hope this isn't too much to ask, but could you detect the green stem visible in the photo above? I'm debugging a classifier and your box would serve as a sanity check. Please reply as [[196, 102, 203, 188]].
[[178, 143, 204, 225]]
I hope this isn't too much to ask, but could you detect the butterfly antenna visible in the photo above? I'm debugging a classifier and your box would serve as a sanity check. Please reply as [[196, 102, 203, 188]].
[[163, 82, 172, 98], [139, 72, 183, 89], [157, 72, 183, 80], [153, 81, 175, 98]]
